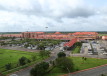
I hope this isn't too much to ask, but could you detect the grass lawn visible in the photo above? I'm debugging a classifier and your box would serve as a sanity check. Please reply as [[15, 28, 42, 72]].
[[98, 34, 107, 36], [47, 57, 107, 76], [72, 46, 81, 54], [0, 49, 42, 74], [45, 67, 66, 76]]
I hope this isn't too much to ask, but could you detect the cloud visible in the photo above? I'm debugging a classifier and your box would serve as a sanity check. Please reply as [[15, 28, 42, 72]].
[[39, 0, 96, 18], [0, 0, 107, 32], [0, 0, 95, 18]]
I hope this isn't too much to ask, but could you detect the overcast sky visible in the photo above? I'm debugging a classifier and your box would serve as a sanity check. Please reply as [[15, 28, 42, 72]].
[[0, 0, 107, 32]]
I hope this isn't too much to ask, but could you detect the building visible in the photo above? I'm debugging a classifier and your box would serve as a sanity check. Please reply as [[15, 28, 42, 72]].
[[0, 32, 99, 40], [72, 32, 98, 40], [0, 34, 22, 38], [21, 32, 98, 40], [21, 32, 44, 39], [102, 36, 107, 40], [22, 32, 72, 40]]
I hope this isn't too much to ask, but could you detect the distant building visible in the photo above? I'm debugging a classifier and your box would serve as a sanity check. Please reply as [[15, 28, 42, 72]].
[[102, 36, 107, 40], [0, 32, 99, 40], [72, 32, 98, 40], [22, 32, 72, 40], [0, 34, 22, 38]]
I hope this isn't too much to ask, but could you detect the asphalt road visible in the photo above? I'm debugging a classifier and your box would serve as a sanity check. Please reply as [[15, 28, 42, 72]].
[[70, 65, 107, 76], [11, 56, 56, 76]]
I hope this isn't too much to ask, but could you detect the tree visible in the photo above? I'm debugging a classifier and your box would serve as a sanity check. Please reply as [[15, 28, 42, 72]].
[[55, 57, 74, 72], [30, 62, 49, 76], [31, 54, 37, 61], [11, 37, 16, 41], [37, 43, 46, 50], [75, 42, 82, 46], [19, 56, 30, 66], [24, 44, 29, 48], [45, 50, 51, 57], [82, 57, 87, 63], [0, 41, 6, 46], [57, 52, 66, 58], [101, 74, 106, 76], [5, 63, 12, 70], [27, 59, 31, 63], [39, 51, 46, 59], [39, 50, 50, 59]]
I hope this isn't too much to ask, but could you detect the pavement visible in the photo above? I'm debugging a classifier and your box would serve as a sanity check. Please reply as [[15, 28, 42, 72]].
[[69, 64, 107, 76], [0, 46, 40, 52]]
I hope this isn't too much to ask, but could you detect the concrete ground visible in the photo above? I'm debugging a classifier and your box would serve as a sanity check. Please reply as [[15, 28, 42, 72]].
[[0, 46, 40, 52], [80, 40, 107, 58]]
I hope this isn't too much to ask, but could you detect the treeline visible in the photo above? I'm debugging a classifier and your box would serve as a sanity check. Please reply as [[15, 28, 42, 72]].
[[98, 32, 107, 34], [0, 32, 21, 34]]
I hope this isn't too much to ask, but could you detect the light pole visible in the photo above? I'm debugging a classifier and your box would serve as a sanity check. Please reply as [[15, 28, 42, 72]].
[[45, 27, 48, 31], [45, 27, 48, 39], [67, 67, 70, 76]]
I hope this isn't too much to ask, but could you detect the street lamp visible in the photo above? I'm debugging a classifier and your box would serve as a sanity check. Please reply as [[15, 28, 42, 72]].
[[67, 67, 70, 76], [45, 27, 48, 39], [45, 27, 48, 33]]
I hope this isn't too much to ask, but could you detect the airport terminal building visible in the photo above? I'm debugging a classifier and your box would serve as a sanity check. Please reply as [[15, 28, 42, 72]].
[[21, 32, 98, 40]]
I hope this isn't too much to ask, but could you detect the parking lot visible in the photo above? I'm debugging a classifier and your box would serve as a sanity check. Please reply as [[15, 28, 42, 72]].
[[80, 40, 107, 58]]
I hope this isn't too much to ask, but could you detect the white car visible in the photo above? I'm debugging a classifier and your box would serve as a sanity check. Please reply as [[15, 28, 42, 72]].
[[103, 52, 107, 55]]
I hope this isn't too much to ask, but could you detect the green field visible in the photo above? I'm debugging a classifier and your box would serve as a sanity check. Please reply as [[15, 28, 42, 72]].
[[46, 57, 107, 76], [72, 46, 81, 53], [0, 49, 42, 73], [98, 34, 107, 36]]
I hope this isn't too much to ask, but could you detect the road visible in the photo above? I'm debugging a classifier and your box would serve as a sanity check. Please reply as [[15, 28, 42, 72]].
[[70, 65, 107, 76], [10, 56, 56, 76], [9, 46, 60, 76]]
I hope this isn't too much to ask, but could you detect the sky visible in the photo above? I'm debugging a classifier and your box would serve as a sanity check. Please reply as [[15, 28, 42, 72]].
[[0, 0, 107, 32]]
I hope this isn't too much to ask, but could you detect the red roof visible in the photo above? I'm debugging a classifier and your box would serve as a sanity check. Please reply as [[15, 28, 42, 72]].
[[64, 38, 77, 47], [22, 32, 44, 34], [72, 32, 98, 35], [68, 33, 72, 35], [35, 32, 44, 34], [54, 32, 62, 34], [1, 34, 22, 37]]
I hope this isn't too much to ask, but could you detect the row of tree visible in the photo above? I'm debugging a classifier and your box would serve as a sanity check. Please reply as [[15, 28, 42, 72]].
[[0, 38, 62, 50]]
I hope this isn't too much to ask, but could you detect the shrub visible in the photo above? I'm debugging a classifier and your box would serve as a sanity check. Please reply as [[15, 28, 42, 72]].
[[57, 52, 66, 58], [30, 62, 49, 76], [55, 57, 74, 72], [19, 57, 30, 66], [5, 63, 12, 70]]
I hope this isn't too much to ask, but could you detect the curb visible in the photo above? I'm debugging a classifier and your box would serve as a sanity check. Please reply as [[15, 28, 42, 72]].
[[60, 64, 107, 76], [6, 62, 35, 76]]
